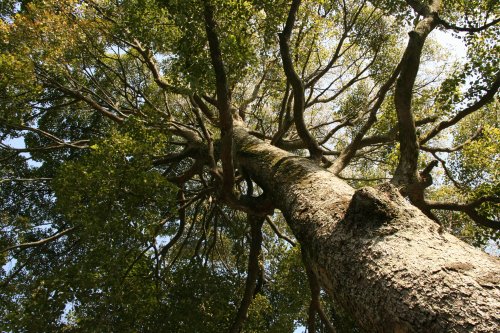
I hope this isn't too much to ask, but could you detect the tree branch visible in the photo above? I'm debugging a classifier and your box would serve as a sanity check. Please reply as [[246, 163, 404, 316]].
[[160, 190, 187, 257], [305, 0, 366, 90], [329, 60, 402, 175], [0, 177, 52, 184], [229, 215, 264, 333], [190, 98, 219, 175], [265, 216, 296, 247], [405, 0, 430, 16], [426, 196, 500, 230], [202, 0, 235, 193], [430, 152, 465, 190], [45, 79, 125, 123], [437, 16, 500, 33], [392, 7, 440, 186], [303, 251, 337, 333], [192, 94, 217, 124], [1, 227, 75, 253], [278, 0, 322, 160], [420, 73, 500, 145], [420, 126, 483, 153], [131, 40, 191, 95]]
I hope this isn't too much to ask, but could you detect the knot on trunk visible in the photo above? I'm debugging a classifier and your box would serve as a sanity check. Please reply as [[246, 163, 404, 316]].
[[344, 184, 406, 232]]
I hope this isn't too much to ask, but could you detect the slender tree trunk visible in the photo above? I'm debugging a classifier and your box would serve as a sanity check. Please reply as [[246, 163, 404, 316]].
[[234, 125, 500, 332]]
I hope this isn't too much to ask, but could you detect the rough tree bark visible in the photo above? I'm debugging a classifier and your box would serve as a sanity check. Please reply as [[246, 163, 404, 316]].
[[235, 124, 500, 332]]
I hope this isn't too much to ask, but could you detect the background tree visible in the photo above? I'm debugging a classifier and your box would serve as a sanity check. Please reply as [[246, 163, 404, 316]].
[[1, 0, 499, 332]]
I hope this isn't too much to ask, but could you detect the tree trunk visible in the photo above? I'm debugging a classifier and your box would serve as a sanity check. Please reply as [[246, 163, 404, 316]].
[[234, 125, 500, 332]]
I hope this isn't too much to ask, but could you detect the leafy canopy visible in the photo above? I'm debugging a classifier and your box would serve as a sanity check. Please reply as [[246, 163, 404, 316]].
[[1, 0, 498, 331]]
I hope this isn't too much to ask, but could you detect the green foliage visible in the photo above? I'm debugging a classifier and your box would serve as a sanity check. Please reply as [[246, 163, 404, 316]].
[[442, 113, 500, 247], [53, 120, 176, 229], [1, 0, 498, 331]]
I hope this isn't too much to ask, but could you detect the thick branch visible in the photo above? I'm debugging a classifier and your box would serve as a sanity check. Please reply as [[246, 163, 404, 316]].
[[192, 94, 217, 124], [392, 10, 440, 186], [278, 0, 322, 160], [426, 196, 500, 230], [153, 150, 193, 167], [405, 0, 430, 16], [202, 0, 235, 192], [266, 115, 435, 154]]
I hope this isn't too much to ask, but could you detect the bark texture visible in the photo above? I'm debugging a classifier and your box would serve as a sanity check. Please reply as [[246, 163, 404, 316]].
[[235, 125, 500, 332]]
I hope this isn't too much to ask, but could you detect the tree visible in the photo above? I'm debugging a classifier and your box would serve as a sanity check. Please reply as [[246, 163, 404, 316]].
[[1, 0, 499, 331]]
